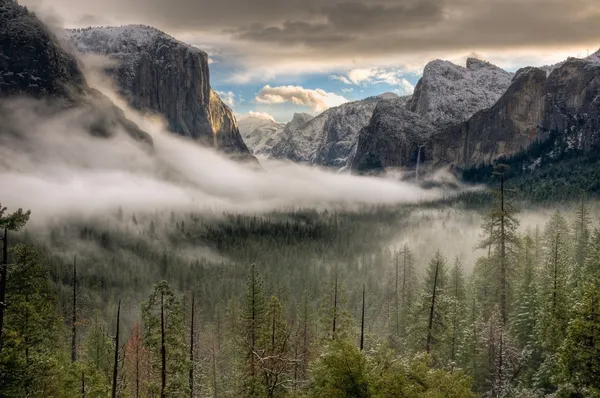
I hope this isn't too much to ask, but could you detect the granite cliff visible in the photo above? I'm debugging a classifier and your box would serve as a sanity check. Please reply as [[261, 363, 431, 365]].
[[66, 25, 252, 159]]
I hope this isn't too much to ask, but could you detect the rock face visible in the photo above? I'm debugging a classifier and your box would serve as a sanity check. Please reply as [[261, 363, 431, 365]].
[[407, 58, 513, 128], [66, 25, 252, 158], [434, 67, 548, 166], [351, 59, 512, 172], [0, 0, 151, 143], [434, 53, 600, 167], [247, 94, 398, 167], [350, 97, 431, 173], [238, 114, 286, 155]]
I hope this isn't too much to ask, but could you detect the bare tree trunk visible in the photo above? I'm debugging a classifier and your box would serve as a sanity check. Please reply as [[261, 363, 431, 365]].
[[332, 269, 338, 340], [189, 292, 195, 398], [81, 371, 85, 398], [360, 285, 365, 351], [0, 228, 8, 354], [112, 300, 121, 398], [212, 337, 218, 398], [498, 171, 508, 326], [395, 252, 399, 335], [72, 256, 77, 362], [426, 260, 440, 353], [135, 333, 140, 398], [161, 292, 167, 398]]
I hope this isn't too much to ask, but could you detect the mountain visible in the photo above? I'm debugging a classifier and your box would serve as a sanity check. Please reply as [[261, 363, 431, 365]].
[[350, 96, 428, 173], [436, 52, 600, 168], [65, 25, 252, 160], [238, 113, 285, 155], [351, 59, 512, 172], [0, 0, 151, 143], [252, 93, 399, 167]]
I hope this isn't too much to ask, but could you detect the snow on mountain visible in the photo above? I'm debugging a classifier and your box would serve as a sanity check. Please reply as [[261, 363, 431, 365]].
[[67, 25, 167, 54], [407, 58, 513, 128], [238, 113, 285, 155], [266, 96, 397, 167], [65, 25, 252, 158]]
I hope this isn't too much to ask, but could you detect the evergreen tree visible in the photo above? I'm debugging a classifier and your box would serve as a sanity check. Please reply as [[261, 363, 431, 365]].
[[558, 279, 600, 395], [572, 197, 591, 287], [239, 264, 268, 396], [478, 166, 520, 325], [0, 244, 65, 397], [142, 281, 189, 397]]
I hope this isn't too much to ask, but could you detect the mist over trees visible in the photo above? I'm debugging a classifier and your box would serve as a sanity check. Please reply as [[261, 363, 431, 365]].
[[1, 172, 600, 397]]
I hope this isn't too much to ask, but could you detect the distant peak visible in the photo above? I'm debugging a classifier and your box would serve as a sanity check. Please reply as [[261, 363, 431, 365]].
[[466, 57, 496, 70], [376, 92, 400, 100], [291, 112, 313, 121]]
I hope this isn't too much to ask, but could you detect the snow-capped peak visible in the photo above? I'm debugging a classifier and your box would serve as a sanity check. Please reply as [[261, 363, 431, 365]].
[[66, 25, 204, 56]]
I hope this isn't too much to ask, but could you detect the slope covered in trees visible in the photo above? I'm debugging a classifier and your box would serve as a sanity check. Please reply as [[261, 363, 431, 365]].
[[2, 171, 600, 396]]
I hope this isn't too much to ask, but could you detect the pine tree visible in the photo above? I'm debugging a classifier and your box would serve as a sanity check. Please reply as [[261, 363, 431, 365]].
[[446, 258, 467, 366], [0, 243, 64, 397], [257, 296, 293, 398], [408, 251, 448, 358], [558, 278, 600, 394], [535, 211, 572, 391], [572, 197, 591, 286], [239, 264, 267, 396], [478, 165, 520, 325], [141, 281, 189, 397]]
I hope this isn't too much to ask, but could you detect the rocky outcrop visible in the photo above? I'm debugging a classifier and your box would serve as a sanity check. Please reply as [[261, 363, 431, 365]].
[[434, 67, 548, 166], [407, 58, 513, 128], [433, 53, 600, 167], [0, 0, 151, 143], [250, 94, 398, 167], [349, 97, 432, 173], [238, 114, 286, 156], [66, 25, 252, 159], [351, 59, 512, 172]]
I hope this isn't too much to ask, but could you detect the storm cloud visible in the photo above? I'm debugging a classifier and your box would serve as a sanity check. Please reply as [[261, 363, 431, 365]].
[[22, 0, 600, 60]]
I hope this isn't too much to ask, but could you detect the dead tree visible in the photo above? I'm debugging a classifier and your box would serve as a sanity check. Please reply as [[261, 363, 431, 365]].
[[0, 228, 8, 354], [72, 256, 77, 362], [112, 300, 121, 398], [161, 292, 167, 398], [360, 285, 365, 351], [426, 259, 440, 354], [189, 292, 195, 398]]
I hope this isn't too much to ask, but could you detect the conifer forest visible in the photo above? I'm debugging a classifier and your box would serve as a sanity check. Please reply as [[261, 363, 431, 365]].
[[2, 170, 600, 398]]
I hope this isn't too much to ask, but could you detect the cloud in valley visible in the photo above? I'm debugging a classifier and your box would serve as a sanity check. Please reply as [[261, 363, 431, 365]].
[[0, 95, 454, 224]]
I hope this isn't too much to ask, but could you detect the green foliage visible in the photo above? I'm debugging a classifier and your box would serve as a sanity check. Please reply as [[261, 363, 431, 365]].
[[308, 339, 369, 398], [558, 279, 600, 393], [141, 281, 189, 397], [0, 203, 30, 231], [0, 244, 66, 397]]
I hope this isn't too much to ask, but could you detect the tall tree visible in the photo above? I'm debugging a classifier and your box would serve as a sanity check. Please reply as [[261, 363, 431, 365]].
[[124, 324, 150, 398], [111, 300, 121, 398], [0, 204, 30, 355], [360, 285, 365, 351], [189, 292, 196, 398], [446, 258, 467, 365], [72, 256, 78, 363], [240, 264, 267, 395], [572, 196, 591, 285], [0, 244, 63, 397], [478, 165, 520, 325], [141, 281, 189, 397]]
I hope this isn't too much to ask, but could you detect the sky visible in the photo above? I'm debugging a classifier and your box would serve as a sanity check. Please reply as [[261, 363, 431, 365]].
[[21, 0, 600, 122]]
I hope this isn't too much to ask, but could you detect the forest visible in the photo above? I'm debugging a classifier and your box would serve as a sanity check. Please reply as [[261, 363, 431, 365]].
[[1, 169, 600, 398]]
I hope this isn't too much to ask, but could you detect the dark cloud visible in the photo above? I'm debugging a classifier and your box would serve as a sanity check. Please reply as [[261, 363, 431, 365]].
[[21, 0, 600, 60]]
